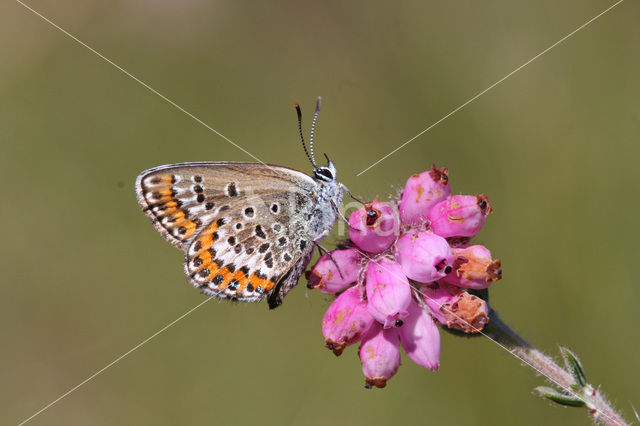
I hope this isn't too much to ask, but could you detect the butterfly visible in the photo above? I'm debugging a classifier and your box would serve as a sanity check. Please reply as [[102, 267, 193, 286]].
[[135, 98, 345, 308]]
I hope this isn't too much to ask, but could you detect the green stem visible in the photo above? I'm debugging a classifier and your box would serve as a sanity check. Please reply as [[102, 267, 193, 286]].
[[484, 309, 629, 426]]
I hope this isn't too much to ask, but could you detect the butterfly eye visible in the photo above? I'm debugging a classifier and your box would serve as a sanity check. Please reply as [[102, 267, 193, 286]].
[[315, 167, 334, 181]]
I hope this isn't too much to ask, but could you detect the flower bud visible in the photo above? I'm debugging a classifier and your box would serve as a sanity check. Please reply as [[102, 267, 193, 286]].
[[399, 165, 451, 226], [307, 248, 361, 294], [445, 245, 502, 289], [359, 323, 401, 388], [398, 301, 441, 370], [365, 258, 411, 328], [420, 281, 461, 324], [396, 231, 455, 283], [427, 194, 492, 238], [349, 200, 399, 253], [322, 285, 375, 356], [441, 291, 490, 333]]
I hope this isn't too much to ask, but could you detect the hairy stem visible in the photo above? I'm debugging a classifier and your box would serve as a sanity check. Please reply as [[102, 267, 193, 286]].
[[484, 309, 628, 426]]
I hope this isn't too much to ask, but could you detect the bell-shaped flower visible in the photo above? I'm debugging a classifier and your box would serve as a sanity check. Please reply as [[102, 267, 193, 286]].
[[420, 281, 461, 324], [441, 291, 490, 334], [365, 258, 411, 328], [349, 200, 399, 253], [427, 194, 492, 238], [445, 245, 502, 289], [307, 248, 362, 294], [396, 231, 455, 283], [399, 165, 451, 226], [359, 323, 401, 388], [398, 301, 441, 371], [322, 285, 375, 355]]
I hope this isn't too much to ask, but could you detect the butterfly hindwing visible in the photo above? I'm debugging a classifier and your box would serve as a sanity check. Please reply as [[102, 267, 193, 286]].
[[136, 162, 321, 303]]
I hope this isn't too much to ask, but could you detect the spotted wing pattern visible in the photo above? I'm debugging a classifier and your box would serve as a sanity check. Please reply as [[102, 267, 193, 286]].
[[136, 162, 319, 304]]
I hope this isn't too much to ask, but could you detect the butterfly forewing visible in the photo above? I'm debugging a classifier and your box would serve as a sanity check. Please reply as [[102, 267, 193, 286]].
[[136, 162, 321, 302]]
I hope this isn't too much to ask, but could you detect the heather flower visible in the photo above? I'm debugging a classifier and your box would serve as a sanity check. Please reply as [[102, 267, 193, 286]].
[[399, 165, 451, 227], [349, 200, 399, 253], [307, 248, 361, 293], [365, 258, 411, 328], [398, 300, 440, 370], [359, 323, 401, 388], [439, 291, 490, 334], [427, 194, 492, 238], [445, 245, 502, 289], [322, 285, 375, 355], [309, 165, 500, 388], [396, 231, 455, 283], [420, 281, 461, 324]]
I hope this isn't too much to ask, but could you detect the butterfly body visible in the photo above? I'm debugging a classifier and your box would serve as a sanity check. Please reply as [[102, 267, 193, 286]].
[[135, 161, 343, 308]]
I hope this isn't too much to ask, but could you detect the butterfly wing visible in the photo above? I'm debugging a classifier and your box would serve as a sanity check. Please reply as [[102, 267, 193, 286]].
[[136, 162, 321, 304]]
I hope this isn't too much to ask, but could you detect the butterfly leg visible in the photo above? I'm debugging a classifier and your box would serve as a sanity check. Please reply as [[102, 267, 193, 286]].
[[312, 240, 345, 280], [340, 183, 366, 204], [330, 199, 360, 231]]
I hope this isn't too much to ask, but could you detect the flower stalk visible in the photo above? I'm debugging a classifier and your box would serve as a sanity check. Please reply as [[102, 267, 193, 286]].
[[484, 309, 629, 426]]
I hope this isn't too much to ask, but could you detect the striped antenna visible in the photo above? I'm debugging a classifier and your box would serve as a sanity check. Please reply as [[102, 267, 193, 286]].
[[309, 96, 321, 166], [296, 103, 316, 168]]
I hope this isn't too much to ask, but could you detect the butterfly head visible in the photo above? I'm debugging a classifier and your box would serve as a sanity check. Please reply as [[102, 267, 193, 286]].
[[297, 97, 339, 182], [313, 156, 337, 182]]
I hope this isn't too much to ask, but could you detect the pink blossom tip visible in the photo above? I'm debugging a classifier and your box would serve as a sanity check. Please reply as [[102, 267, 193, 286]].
[[307, 248, 361, 294], [445, 245, 502, 289], [420, 282, 462, 324], [349, 200, 399, 253], [359, 324, 401, 388], [427, 194, 492, 238], [396, 231, 455, 283], [322, 285, 375, 356], [365, 258, 411, 328], [399, 165, 451, 226], [398, 301, 441, 370]]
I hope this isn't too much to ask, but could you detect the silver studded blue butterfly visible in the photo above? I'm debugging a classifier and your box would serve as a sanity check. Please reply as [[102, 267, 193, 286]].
[[135, 98, 344, 308]]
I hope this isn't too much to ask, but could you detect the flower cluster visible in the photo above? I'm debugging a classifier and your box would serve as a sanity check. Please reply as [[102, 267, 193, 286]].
[[307, 166, 502, 388]]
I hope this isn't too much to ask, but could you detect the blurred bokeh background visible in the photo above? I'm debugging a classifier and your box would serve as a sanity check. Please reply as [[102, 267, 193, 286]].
[[1, 1, 639, 424]]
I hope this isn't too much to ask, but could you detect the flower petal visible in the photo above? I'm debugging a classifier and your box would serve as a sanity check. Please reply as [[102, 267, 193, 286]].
[[322, 285, 375, 355], [307, 248, 362, 294], [349, 201, 399, 253], [398, 301, 440, 370], [365, 259, 412, 328], [359, 323, 401, 388]]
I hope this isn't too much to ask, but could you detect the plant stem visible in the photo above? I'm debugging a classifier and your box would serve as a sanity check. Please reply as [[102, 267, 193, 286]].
[[484, 308, 629, 426]]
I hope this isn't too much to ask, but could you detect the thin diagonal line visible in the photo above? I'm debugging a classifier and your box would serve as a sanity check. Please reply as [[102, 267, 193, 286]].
[[13, 1, 625, 424], [356, 0, 624, 176], [15, 0, 271, 169], [17, 297, 213, 426]]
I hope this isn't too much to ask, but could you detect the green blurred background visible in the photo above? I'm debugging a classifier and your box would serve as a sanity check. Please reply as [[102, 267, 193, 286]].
[[1, 1, 638, 424]]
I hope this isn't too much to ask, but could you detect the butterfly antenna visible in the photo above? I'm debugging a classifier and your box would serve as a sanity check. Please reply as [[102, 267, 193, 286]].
[[309, 96, 321, 166], [296, 103, 316, 168]]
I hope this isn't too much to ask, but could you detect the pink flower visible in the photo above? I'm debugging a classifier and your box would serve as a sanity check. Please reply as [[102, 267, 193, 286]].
[[420, 281, 461, 324], [322, 285, 375, 356], [359, 323, 401, 388], [445, 245, 502, 289], [399, 165, 451, 226], [365, 258, 412, 328], [349, 200, 399, 253], [307, 248, 362, 293], [396, 231, 455, 283], [398, 301, 441, 370], [311, 166, 502, 388], [427, 194, 492, 238]]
